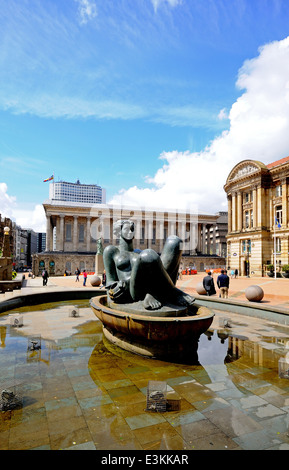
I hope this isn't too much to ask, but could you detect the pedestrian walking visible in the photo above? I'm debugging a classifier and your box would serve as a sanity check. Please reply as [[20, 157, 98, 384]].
[[203, 271, 216, 296], [83, 269, 87, 286], [42, 269, 49, 286], [217, 269, 230, 298], [75, 267, 80, 282], [234, 268, 238, 278]]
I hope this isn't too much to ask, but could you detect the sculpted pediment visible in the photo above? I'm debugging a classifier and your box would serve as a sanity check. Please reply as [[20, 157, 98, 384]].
[[226, 160, 267, 184]]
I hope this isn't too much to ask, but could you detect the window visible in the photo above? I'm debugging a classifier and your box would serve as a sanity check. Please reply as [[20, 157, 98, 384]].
[[65, 261, 71, 272], [65, 223, 72, 241], [104, 223, 110, 243], [276, 237, 281, 253], [250, 210, 253, 228], [79, 224, 84, 242], [276, 205, 282, 225], [242, 239, 251, 253], [276, 185, 282, 197], [140, 227, 145, 244], [244, 191, 253, 203], [245, 211, 249, 228]]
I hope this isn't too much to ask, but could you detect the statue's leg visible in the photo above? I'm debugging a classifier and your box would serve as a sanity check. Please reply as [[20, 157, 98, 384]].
[[130, 249, 174, 304], [103, 245, 119, 287], [130, 248, 194, 309], [160, 235, 182, 285]]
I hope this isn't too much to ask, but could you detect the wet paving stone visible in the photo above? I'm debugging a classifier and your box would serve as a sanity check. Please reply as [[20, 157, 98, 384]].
[[1, 300, 289, 450]]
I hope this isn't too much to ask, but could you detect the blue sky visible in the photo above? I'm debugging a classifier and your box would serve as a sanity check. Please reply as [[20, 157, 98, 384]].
[[1, 0, 289, 231]]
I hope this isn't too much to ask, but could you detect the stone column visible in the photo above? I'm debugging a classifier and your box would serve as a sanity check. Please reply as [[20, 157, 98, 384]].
[[212, 225, 216, 255], [269, 188, 273, 229], [227, 195, 232, 234], [134, 217, 142, 248], [257, 186, 262, 227], [86, 217, 91, 252], [252, 186, 257, 228], [207, 224, 211, 254], [197, 223, 202, 252], [190, 220, 197, 254], [59, 215, 64, 251], [232, 192, 237, 232], [73, 216, 78, 252], [168, 220, 176, 236], [145, 218, 153, 248], [282, 178, 288, 227], [237, 192, 242, 232], [202, 224, 207, 254], [157, 217, 164, 252], [45, 213, 52, 251]]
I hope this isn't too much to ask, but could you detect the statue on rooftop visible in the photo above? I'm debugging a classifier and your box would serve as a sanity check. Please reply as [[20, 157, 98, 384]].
[[103, 219, 195, 310]]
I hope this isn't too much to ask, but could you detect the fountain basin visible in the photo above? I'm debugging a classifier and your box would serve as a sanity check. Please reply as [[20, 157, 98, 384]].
[[90, 295, 214, 357]]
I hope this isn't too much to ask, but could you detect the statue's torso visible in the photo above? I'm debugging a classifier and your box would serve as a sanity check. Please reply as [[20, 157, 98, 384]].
[[115, 251, 138, 280]]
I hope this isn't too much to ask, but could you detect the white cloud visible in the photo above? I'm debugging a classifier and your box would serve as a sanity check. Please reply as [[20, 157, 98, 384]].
[[0, 183, 46, 232], [151, 0, 182, 13], [218, 108, 228, 121], [12, 205, 46, 233], [109, 36, 289, 215], [0, 183, 16, 218], [75, 0, 97, 25]]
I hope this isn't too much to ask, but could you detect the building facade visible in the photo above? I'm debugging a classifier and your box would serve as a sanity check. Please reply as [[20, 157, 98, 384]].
[[49, 180, 106, 204], [224, 157, 289, 277], [32, 200, 227, 276]]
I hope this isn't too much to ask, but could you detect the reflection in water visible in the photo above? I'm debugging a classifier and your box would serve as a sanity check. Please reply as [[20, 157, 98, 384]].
[[1, 301, 289, 450], [0, 326, 6, 348]]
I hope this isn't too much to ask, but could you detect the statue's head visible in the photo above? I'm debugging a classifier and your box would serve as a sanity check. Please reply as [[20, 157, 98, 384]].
[[113, 219, 135, 241]]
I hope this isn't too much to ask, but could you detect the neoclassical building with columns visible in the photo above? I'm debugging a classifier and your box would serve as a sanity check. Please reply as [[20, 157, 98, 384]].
[[224, 156, 289, 277], [32, 199, 227, 276]]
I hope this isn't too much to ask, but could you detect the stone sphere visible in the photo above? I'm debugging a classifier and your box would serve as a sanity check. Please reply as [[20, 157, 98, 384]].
[[245, 285, 264, 302], [90, 275, 101, 287], [196, 282, 207, 295]]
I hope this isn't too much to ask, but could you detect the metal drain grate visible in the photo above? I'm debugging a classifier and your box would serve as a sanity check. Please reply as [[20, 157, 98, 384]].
[[146, 380, 167, 412], [278, 358, 289, 379], [0, 384, 23, 411]]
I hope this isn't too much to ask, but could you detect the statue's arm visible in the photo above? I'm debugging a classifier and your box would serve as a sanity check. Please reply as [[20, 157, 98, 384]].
[[103, 245, 119, 287]]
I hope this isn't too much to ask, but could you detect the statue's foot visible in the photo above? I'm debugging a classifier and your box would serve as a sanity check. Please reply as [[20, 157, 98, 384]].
[[144, 293, 162, 310], [173, 291, 195, 307]]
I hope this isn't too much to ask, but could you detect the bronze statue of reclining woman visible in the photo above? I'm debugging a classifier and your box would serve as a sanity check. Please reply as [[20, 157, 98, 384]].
[[103, 219, 195, 310]]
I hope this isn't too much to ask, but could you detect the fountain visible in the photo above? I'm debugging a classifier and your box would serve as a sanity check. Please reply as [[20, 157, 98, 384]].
[[90, 219, 214, 358]]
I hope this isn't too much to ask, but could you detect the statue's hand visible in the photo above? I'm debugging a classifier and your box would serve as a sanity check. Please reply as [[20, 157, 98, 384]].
[[108, 280, 128, 300]]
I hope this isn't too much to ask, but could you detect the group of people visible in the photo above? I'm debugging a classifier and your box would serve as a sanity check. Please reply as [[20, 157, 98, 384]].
[[203, 269, 230, 298], [43, 261, 230, 299], [74, 268, 106, 287], [74, 267, 88, 286]]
